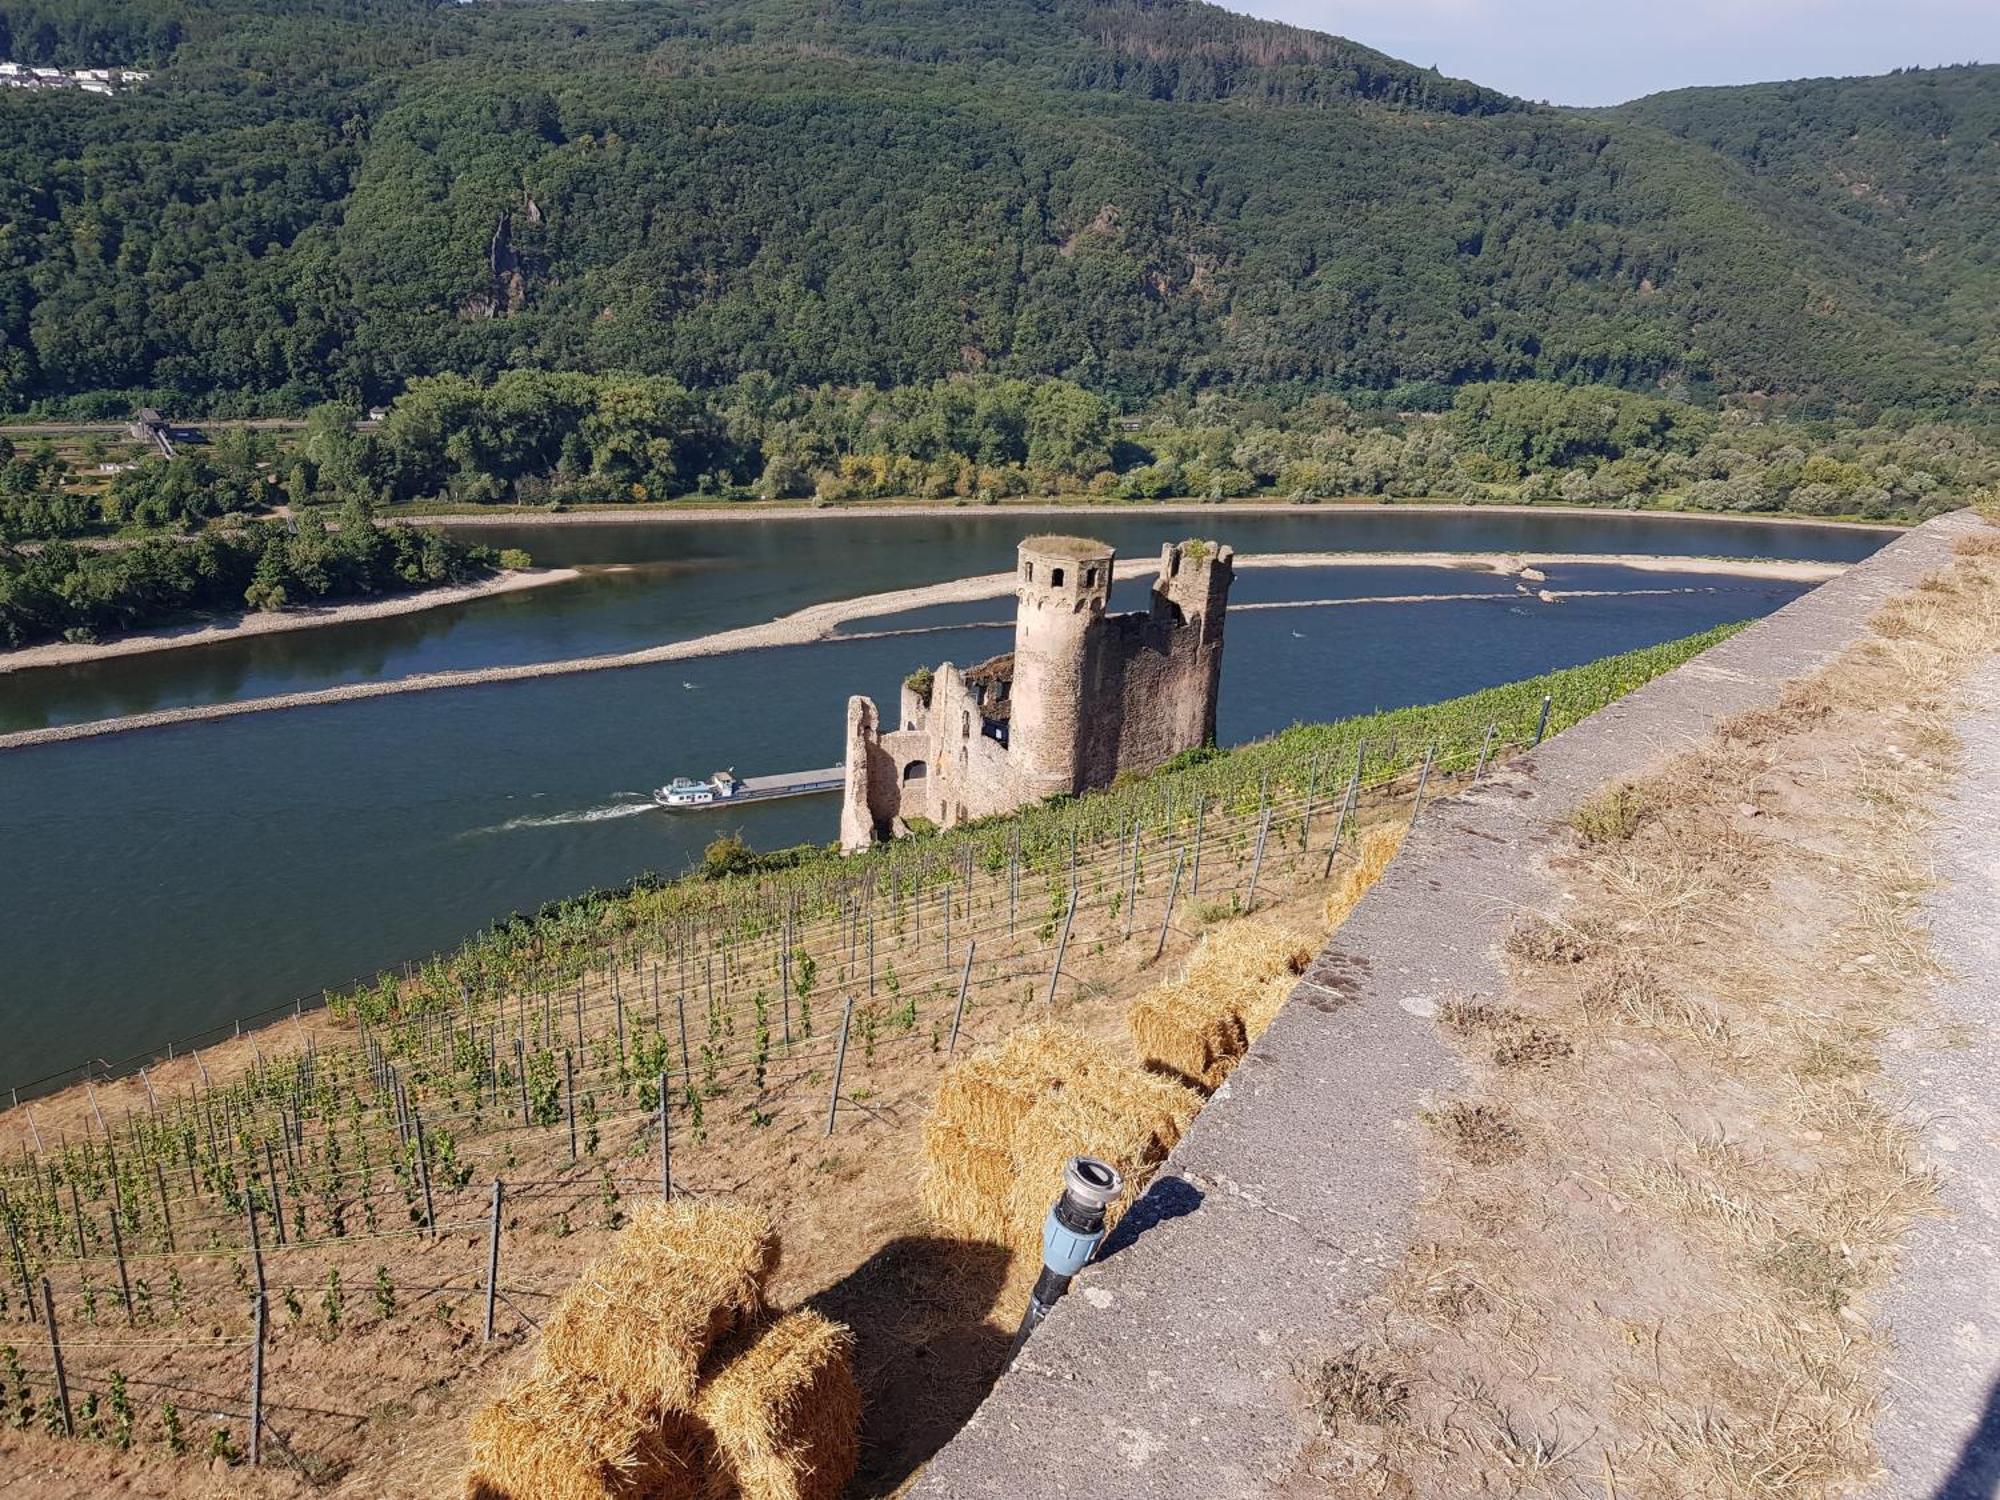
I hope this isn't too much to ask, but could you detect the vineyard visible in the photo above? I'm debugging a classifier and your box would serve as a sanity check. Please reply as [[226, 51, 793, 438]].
[[0, 625, 1736, 1495]]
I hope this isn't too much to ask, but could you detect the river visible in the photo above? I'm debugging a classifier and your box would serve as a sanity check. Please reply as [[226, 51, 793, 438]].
[[0, 509, 1889, 1093]]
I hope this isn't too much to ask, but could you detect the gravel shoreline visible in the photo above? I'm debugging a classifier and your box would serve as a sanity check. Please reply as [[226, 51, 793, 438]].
[[0, 551, 1844, 751]]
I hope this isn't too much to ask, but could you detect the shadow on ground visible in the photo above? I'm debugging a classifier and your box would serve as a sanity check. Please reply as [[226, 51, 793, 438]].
[[808, 1234, 1017, 1496], [1930, 1373, 2000, 1500]]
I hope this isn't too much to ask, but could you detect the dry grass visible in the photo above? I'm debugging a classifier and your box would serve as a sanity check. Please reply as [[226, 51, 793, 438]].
[[1303, 1348, 1412, 1435], [1291, 537, 2000, 1498], [1420, 1101, 1523, 1166], [540, 1200, 780, 1412], [1325, 819, 1408, 928]]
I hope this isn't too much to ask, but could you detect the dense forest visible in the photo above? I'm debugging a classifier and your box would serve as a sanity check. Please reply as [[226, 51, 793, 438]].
[[0, 0, 1993, 418]]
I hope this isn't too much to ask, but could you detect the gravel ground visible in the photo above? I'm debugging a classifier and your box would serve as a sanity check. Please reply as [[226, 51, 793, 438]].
[[1874, 649, 2000, 1499]]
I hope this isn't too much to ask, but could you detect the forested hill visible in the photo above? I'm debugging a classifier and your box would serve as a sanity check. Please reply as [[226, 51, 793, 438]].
[[0, 0, 1992, 416], [1609, 66, 1999, 409]]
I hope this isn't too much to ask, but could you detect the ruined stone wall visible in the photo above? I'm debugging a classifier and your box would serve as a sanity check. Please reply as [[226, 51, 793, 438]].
[[840, 663, 1030, 850], [927, 663, 1024, 827], [840, 536, 1231, 852], [1097, 615, 1217, 777], [839, 697, 892, 851], [1073, 543, 1231, 788]]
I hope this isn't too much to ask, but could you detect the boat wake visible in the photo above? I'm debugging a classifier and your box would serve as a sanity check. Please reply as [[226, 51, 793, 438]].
[[470, 794, 659, 835]]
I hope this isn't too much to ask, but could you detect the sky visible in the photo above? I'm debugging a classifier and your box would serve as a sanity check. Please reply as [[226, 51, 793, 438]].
[[1238, 0, 1999, 106]]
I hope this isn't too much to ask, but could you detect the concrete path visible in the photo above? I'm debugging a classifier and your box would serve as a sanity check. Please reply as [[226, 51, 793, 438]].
[[1874, 651, 2000, 1499]]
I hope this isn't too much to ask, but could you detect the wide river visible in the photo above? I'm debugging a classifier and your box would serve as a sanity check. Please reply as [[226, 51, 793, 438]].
[[0, 509, 1888, 1093]]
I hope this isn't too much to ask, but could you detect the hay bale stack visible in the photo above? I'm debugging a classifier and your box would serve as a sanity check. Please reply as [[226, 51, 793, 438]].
[[463, 1371, 709, 1500], [465, 1203, 861, 1500], [1183, 918, 1317, 1041], [923, 1023, 1199, 1255], [541, 1199, 779, 1412], [1325, 821, 1408, 931], [696, 1311, 861, 1500], [1126, 918, 1318, 1087], [917, 1116, 1016, 1241], [928, 1022, 1130, 1146], [1000, 1078, 1196, 1250]]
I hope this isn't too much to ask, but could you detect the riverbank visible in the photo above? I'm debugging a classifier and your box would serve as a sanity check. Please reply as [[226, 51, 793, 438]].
[[402, 497, 1909, 531], [0, 566, 581, 673], [0, 551, 1841, 750]]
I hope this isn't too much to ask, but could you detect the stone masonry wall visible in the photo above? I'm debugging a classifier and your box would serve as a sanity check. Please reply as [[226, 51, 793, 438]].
[[840, 537, 1232, 851]]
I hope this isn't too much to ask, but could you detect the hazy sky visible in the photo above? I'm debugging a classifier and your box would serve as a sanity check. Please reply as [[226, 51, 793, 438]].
[[1238, 0, 1998, 106]]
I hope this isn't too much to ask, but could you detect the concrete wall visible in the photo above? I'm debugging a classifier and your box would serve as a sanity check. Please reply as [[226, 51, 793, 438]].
[[909, 513, 1979, 1500]]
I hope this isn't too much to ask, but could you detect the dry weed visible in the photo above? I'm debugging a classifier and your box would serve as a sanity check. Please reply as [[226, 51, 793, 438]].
[[1580, 961, 1732, 1046], [1422, 1101, 1523, 1166], [1293, 535, 2000, 1497], [1570, 782, 1650, 845], [1302, 1349, 1411, 1434], [1501, 914, 1597, 966]]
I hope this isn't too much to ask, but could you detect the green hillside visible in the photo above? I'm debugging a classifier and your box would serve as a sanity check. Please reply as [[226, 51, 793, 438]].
[[0, 0, 1992, 414]]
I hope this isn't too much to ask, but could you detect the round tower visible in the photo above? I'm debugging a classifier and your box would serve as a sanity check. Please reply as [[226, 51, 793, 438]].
[[1009, 535, 1115, 797]]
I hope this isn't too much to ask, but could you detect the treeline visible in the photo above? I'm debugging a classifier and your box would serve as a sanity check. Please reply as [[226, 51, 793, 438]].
[[0, 0, 1991, 415], [0, 502, 510, 648], [284, 372, 1997, 522]]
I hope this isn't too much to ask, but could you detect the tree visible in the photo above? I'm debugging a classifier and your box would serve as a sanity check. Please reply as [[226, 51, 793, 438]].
[[1025, 381, 1113, 478]]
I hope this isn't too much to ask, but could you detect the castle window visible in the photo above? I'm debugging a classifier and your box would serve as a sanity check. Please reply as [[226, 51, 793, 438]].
[[902, 760, 928, 782], [1023, 560, 1033, 581], [1051, 567, 1065, 587], [1084, 566, 1097, 587], [1170, 550, 1181, 577], [961, 711, 971, 738]]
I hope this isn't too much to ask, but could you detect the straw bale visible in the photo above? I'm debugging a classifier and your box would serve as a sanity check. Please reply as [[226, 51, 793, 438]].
[[1236, 973, 1298, 1038], [928, 1023, 1129, 1145], [463, 1371, 707, 1500], [918, 1116, 1016, 1239], [999, 1087, 1185, 1254], [923, 1024, 1196, 1248], [696, 1310, 861, 1500], [1129, 918, 1318, 1082], [1126, 981, 1247, 1089], [1088, 1057, 1201, 1150], [1186, 919, 1316, 987], [541, 1199, 779, 1411], [1325, 821, 1407, 929]]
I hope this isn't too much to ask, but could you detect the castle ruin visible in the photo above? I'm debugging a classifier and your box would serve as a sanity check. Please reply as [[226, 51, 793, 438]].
[[840, 535, 1234, 850]]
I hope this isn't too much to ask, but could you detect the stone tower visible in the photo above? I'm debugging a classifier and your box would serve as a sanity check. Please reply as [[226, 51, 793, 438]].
[[1008, 535, 1116, 800]]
